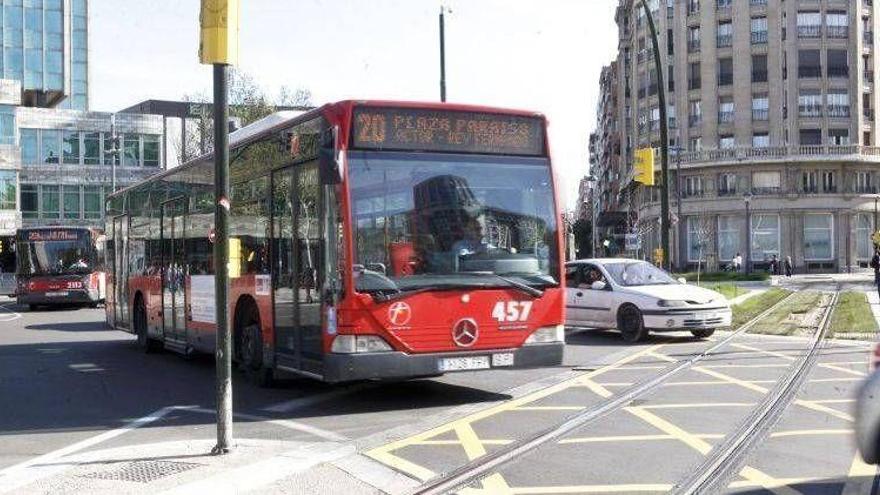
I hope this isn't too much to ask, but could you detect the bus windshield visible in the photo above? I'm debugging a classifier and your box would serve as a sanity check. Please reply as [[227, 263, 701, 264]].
[[349, 151, 559, 294], [17, 236, 97, 276]]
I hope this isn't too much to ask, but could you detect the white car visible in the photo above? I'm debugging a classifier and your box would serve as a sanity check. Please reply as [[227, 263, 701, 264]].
[[565, 258, 733, 342], [855, 345, 880, 464]]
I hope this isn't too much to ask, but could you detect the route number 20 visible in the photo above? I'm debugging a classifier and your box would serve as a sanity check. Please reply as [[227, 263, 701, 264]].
[[492, 301, 533, 323]]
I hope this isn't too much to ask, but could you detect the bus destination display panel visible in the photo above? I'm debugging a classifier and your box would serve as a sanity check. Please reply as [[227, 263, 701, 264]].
[[352, 107, 545, 156]]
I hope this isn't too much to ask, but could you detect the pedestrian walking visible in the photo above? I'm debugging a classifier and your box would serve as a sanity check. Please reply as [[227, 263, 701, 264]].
[[784, 256, 792, 277], [769, 254, 779, 275], [733, 252, 742, 272], [871, 248, 880, 300]]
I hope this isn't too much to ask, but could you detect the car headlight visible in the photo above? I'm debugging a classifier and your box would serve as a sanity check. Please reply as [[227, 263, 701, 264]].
[[330, 335, 393, 353], [658, 299, 688, 307], [525, 325, 565, 345]]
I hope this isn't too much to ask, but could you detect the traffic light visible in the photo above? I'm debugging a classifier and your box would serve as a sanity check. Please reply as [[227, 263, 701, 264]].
[[633, 148, 655, 186]]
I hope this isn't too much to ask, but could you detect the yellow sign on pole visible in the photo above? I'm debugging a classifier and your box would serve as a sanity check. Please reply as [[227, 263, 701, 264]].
[[633, 147, 655, 186], [872, 229, 880, 247], [199, 0, 240, 65]]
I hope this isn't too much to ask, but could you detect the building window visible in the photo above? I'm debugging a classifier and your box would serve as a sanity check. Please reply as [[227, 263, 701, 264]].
[[858, 214, 875, 260], [800, 129, 822, 145], [717, 21, 733, 48], [83, 132, 100, 165], [717, 0, 731, 9], [688, 62, 701, 90], [719, 97, 734, 124], [751, 214, 780, 261], [689, 136, 702, 151], [718, 57, 733, 86], [143, 135, 160, 167], [753, 171, 781, 194], [718, 173, 737, 196], [123, 134, 140, 167], [63, 131, 80, 165], [857, 171, 874, 193], [826, 11, 848, 39], [804, 214, 833, 260], [752, 133, 769, 148], [688, 0, 699, 15], [798, 50, 821, 78], [827, 50, 849, 78], [650, 106, 660, 131], [752, 54, 768, 83], [827, 90, 850, 118], [803, 171, 818, 193], [688, 26, 700, 52], [718, 215, 743, 261], [21, 184, 37, 219], [41, 130, 60, 163], [751, 17, 768, 44], [687, 216, 712, 262], [798, 90, 822, 117], [83, 186, 101, 219], [0, 107, 14, 146], [689, 99, 702, 127], [720, 135, 735, 149], [20, 128, 38, 164], [752, 94, 769, 121], [41, 185, 60, 219], [0, 171, 15, 210], [829, 129, 850, 146], [797, 11, 822, 38], [685, 176, 703, 197], [63, 185, 80, 219], [822, 171, 836, 193]]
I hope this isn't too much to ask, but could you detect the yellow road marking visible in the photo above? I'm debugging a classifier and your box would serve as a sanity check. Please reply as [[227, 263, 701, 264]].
[[415, 439, 512, 446], [842, 451, 879, 495], [365, 344, 666, 480], [459, 473, 514, 495], [728, 476, 818, 490], [513, 406, 584, 411], [810, 399, 855, 404], [560, 434, 725, 444], [455, 423, 488, 460], [703, 363, 790, 369], [732, 342, 867, 377], [641, 402, 756, 410], [770, 429, 852, 438], [510, 484, 673, 493]]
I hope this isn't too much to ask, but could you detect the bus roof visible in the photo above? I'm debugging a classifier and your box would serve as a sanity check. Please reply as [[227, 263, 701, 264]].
[[108, 100, 546, 199]]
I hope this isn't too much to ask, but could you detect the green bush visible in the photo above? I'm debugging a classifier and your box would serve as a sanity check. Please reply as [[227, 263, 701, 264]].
[[675, 271, 770, 282]]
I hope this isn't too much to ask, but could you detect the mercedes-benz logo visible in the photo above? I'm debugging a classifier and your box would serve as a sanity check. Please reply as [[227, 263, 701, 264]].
[[452, 318, 478, 348], [388, 301, 412, 326]]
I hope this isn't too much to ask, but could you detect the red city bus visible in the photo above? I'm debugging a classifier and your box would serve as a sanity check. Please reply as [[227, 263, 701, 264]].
[[105, 100, 565, 383], [15, 227, 106, 310]]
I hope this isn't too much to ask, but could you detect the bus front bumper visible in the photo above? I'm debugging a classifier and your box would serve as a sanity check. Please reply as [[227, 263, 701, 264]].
[[17, 289, 101, 306], [322, 342, 564, 383]]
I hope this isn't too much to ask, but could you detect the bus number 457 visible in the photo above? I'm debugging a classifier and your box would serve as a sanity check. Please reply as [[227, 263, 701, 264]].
[[492, 301, 533, 323]]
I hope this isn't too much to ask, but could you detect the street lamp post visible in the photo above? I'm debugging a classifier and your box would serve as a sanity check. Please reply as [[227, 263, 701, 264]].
[[744, 192, 753, 274], [439, 7, 449, 102], [586, 175, 598, 257], [639, 0, 671, 271], [671, 145, 684, 271]]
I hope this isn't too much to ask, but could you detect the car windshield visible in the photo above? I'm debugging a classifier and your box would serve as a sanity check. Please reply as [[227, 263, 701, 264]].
[[348, 151, 559, 293], [603, 261, 677, 287], [16, 234, 96, 276]]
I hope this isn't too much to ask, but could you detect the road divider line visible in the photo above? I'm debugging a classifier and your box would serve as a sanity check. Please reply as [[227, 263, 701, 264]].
[[769, 429, 852, 438], [261, 384, 371, 413], [0, 404, 198, 494], [732, 341, 867, 377], [187, 407, 347, 442], [415, 439, 512, 446], [641, 402, 756, 410], [559, 434, 725, 444]]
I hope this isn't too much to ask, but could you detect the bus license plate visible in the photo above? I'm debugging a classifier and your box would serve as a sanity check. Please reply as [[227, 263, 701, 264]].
[[492, 353, 514, 367], [46, 291, 68, 297], [439, 356, 490, 372]]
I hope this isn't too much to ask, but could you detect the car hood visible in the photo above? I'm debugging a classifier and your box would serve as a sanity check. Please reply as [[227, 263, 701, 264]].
[[620, 284, 726, 304]]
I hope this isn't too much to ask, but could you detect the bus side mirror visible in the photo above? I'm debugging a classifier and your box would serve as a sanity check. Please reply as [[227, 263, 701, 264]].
[[319, 126, 342, 185]]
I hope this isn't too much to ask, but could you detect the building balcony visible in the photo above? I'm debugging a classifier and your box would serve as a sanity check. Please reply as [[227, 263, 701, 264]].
[[827, 26, 849, 39], [798, 25, 822, 39], [750, 31, 768, 44], [673, 145, 880, 169]]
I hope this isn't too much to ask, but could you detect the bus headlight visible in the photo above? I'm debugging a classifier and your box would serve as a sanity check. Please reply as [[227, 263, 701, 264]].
[[525, 325, 565, 345], [331, 335, 393, 354]]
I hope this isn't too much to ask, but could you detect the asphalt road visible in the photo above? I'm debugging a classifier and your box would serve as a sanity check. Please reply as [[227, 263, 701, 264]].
[[1, 293, 877, 494]]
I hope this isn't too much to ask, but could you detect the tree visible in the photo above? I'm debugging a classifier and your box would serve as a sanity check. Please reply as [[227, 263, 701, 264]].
[[572, 217, 593, 259]]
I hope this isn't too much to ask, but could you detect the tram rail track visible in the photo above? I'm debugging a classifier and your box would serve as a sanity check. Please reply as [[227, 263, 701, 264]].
[[409, 289, 806, 495], [671, 286, 841, 494]]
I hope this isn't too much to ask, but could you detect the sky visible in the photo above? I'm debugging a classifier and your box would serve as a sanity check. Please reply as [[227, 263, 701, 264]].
[[90, 0, 620, 208]]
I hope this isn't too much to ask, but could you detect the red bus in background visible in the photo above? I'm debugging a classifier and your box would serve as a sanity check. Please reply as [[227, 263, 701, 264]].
[[15, 227, 106, 310], [105, 100, 565, 384]]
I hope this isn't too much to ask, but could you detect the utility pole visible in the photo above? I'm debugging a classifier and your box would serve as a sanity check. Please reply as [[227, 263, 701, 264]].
[[672, 145, 684, 271], [110, 114, 117, 192], [200, 0, 239, 455], [439, 6, 448, 102], [639, 0, 671, 271]]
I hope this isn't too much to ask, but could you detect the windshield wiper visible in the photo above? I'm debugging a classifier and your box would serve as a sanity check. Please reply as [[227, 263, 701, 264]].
[[373, 284, 467, 303], [461, 272, 544, 297]]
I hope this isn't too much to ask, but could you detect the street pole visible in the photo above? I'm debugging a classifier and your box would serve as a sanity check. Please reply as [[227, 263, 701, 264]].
[[439, 7, 447, 102], [211, 63, 233, 455], [674, 147, 683, 271], [744, 194, 753, 274], [200, 0, 238, 455], [110, 114, 117, 192], [874, 196, 878, 230], [639, 0, 671, 271]]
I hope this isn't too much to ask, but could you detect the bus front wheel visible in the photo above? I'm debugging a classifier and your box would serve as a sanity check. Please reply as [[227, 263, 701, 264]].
[[236, 301, 273, 388], [134, 297, 161, 353]]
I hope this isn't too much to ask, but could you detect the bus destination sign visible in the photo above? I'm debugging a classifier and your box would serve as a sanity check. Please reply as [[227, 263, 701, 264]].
[[352, 107, 545, 156], [24, 230, 82, 242]]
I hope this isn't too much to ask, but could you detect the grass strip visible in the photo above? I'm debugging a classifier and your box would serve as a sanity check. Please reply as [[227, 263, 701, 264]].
[[730, 287, 790, 329], [677, 271, 770, 283], [827, 291, 879, 340], [746, 290, 823, 336], [698, 282, 746, 301]]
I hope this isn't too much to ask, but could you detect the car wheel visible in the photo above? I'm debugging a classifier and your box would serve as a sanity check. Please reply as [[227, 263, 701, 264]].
[[691, 329, 715, 339], [618, 305, 648, 343]]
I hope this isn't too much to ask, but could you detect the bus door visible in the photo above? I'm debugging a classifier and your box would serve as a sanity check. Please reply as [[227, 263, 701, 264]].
[[112, 215, 129, 327], [161, 198, 187, 343], [272, 163, 324, 375]]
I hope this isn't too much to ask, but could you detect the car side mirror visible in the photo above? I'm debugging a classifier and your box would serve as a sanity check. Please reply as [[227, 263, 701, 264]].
[[677, 277, 687, 285], [591, 281, 607, 291], [319, 126, 342, 185]]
